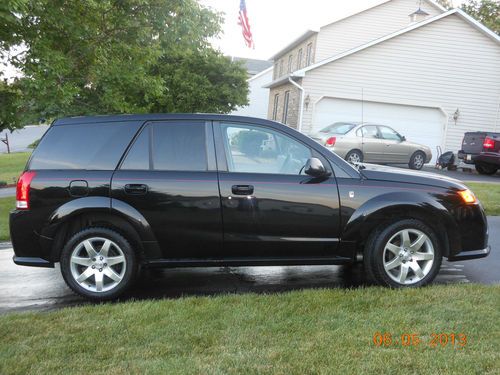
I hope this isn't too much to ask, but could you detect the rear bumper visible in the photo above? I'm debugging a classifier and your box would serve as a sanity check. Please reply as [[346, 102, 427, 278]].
[[447, 246, 490, 262], [13, 256, 54, 268], [458, 150, 500, 166]]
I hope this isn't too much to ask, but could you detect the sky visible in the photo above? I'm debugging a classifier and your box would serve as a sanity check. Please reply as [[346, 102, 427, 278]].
[[199, 0, 462, 60]]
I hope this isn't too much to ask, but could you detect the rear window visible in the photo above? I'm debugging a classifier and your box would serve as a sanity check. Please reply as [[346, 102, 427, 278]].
[[29, 121, 141, 170]]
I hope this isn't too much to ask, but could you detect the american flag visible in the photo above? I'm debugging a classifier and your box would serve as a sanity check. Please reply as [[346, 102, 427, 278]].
[[238, 0, 255, 48]]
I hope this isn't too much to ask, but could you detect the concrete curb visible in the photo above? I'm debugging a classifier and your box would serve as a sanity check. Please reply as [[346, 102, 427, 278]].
[[0, 242, 12, 250]]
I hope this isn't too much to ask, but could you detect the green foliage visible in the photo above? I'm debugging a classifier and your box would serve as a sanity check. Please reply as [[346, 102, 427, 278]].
[[0, 0, 248, 126], [461, 0, 500, 35], [435, 0, 453, 10], [27, 138, 39, 149], [0, 80, 22, 132]]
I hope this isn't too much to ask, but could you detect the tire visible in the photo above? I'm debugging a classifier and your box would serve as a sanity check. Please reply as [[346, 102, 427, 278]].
[[475, 163, 498, 175], [60, 227, 137, 301], [409, 151, 426, 170], [345, 150, 363, 164], [363, 219, 442, 288]]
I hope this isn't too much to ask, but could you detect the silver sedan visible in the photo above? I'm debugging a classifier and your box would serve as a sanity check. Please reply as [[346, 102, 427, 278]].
[[309, 122, 432, 170]]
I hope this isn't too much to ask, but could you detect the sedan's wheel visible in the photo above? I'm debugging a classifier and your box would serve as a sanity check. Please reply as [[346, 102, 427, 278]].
[[345, 150, 363, 164], [364, 219, 442, 287], [409, 151, 425, 170], [61, 228, 137, 300], [475, 163, 498, 175]]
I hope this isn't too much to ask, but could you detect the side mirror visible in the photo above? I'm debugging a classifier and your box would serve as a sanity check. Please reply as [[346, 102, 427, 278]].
[[304, 157, 330, 177], [401, 135, 406, 142]]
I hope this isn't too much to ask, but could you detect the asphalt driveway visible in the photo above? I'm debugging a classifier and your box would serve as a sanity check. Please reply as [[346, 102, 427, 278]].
[[0, 216, 497, 314]]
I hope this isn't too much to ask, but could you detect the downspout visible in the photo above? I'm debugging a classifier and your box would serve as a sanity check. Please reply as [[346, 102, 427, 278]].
[[288, 77, 305, 133]]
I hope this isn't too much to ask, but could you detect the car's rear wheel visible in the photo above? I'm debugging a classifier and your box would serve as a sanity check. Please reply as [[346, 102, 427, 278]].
[[345, 150, 363, 164], [364, 219, 442, 287], [60, 227, 137, 301], [475, 163, 498, 175], [409, 151, 426, 170]]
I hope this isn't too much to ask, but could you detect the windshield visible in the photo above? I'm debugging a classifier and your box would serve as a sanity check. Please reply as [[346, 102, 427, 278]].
[[319, 123, 356, 134]]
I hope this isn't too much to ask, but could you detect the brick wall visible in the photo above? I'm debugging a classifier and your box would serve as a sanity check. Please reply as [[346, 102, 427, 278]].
[[273, 35, 317, 80], [267, 81, 302, 129]]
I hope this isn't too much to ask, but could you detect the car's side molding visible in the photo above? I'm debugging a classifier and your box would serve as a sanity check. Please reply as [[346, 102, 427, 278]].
[[342, 191, 461, 256]]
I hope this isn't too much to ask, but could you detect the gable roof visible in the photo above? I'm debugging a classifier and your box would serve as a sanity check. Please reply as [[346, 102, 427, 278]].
[[269, 0, 445, 61], [294, 8, 500, 77], [231, 57, 273, 75]]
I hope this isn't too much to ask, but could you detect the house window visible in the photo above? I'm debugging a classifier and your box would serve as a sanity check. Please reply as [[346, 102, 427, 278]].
[[282, 91, 290, 124], [288, 55, 293, 73], [297, 48, 303, 69], [306, 42, 313, 66], [272, 94, 279, 120], [279, 60, 284, 76]]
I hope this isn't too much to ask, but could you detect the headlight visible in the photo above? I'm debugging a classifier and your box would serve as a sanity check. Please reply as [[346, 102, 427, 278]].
[[458, 189, 477, 204]]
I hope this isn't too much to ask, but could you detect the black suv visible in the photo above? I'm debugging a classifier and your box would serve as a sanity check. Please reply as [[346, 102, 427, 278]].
[[10, 114, 489, 300]]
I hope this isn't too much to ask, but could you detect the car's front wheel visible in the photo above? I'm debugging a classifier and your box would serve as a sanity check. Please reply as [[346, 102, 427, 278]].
[[409, 151, 426, 170], [364, 219, 442, 287], [475, 163, 498, 175], [60, 227, 137, 300]]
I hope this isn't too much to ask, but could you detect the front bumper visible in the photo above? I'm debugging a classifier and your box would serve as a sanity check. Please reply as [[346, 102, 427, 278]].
[[447, 246, 490, 262]]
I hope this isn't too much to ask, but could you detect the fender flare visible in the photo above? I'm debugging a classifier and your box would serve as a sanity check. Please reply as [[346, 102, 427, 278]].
[[342, 191, 460, 256], [41, 196, 157, 244]]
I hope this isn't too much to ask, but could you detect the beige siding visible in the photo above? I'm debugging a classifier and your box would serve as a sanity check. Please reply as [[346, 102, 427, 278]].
[[316, 0, 442, 62], [301, 14, 500, 152]]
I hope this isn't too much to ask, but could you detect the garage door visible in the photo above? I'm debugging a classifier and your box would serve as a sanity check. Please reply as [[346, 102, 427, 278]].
[[313, 98, 445, 163]]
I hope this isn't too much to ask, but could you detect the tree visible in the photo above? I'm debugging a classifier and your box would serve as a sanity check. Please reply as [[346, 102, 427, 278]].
[[461, 0, 500, 35], [1, 0, 248, 128], [435, 0, 453, 10], [0, 80, 21, 132]]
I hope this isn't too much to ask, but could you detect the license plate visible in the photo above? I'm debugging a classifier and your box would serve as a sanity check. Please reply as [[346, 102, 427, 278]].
[[466, 154, 472, 161]]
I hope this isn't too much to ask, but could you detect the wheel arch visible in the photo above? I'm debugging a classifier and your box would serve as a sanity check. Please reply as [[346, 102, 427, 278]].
[[342, 192, 460, 257], [41, 197, 160, 262]]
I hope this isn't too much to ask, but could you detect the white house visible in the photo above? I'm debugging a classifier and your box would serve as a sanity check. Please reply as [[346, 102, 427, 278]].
[[264, 0, 500, 157], [232, 67, 273, 119]]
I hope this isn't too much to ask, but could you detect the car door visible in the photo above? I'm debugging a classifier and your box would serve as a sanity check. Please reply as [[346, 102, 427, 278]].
[[378, 126, 410, 163], [214, 121, 341, 259], [111, 120, 223, 259], [358, 125, 384, 162]]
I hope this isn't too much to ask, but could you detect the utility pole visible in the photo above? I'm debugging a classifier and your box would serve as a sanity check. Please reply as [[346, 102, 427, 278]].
[[1, 132, 10, 154]]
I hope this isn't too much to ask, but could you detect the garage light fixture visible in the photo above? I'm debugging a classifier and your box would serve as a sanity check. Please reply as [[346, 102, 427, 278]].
[[453, 108, 460, 124], [304, 95, 311, 110]]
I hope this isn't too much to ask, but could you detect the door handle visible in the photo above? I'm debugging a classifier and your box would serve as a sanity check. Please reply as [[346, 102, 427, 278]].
[[231, 185, 254, 195], [124, 184, 148, 195]]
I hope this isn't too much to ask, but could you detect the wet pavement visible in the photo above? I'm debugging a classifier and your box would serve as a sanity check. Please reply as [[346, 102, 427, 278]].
[[1, 217, 498, 314]]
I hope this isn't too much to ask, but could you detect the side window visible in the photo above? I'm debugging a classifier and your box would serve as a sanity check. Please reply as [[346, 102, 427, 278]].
[[29, 121, 141, 170], [121, 125, 150, 170], [152, 122, 207, 171], [378, 126, 401, 141], [121, 121, 207, 171], [221, 123, 311, 175], [361, 126, 379, 139]]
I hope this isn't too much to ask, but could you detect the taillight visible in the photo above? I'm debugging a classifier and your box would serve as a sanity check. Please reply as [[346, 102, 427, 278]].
[[483, 137, 495, 150], [325, 136, 336, 146], [16, 171, 36, 210]]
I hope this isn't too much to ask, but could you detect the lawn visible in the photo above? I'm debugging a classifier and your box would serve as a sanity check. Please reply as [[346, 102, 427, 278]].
[[0, 197, 15, 241], [0, 284, 498, 374], [466, 182, 500, 216], [0, 152, 30, 185]]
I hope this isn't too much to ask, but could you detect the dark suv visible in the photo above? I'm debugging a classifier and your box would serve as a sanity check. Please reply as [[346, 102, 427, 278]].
[[10, 114, 489, 300]]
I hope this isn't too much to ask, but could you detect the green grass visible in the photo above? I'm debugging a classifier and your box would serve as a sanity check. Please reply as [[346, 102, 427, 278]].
[[466, 182, 500, 216], [0, 197, 15, 241], [0, 152, 30, 184], [0, 285, 498, 374]]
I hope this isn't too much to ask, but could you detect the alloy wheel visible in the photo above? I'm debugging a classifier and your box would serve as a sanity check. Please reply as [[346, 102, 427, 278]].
[[348, 152, 361, 164], [413, 154, 424, 169], [70, 237, 127, 293], [382, 229, 434, 285]]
